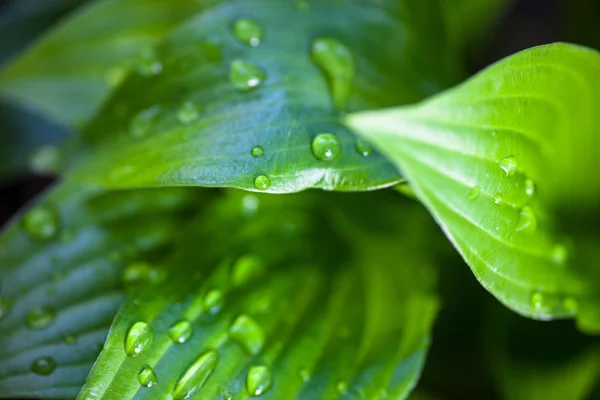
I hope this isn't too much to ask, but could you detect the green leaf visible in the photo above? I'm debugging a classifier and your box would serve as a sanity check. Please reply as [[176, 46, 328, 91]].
[[346, 43, 600, 332], [66, 0, 461, 192], [0, 0, 210, 128], [78, 190, 438, 399], [0, 180, 203, 398]]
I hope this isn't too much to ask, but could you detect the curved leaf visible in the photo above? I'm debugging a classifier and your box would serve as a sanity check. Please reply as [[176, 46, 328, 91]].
[[346, 43, 600, 332], [0, 0, 210, 128], [67, 0, 461, 193], [0, 181, 204, 398], [78, 190, 438, 399]]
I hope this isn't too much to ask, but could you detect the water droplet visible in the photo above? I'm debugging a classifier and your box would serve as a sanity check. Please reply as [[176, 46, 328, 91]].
[[222, 391, 234, 400], [242, 194, 260, 216], [31, 357, 56, 375], [201, 37, 223, 63], [299, 368, 310, 382], [232, 254, 264, 286], [177, 101, 200, 124], [0, 297, 12, 321], [233, 19, 264, 47], [524, 178, 536, 196], [254, 175, 271, 191], [551, 244, 568, 265], [251, 146, 265, 158], [23, 205, 59, 240], [30, 145, 60, 174], [337, 381, 348, 395], [468, 186, 480, 200], [168, 320, 193, 344], [26, 306, 55, 329], [563, 297, 578, 313], [516, 206, 537, 233], [355, 139, 372, 157], [246, 365, 273, 397], [122, 261, 165, 287], [230, 60, 266, 91], [130, 105, 161, 138], [498, 156, 517, 177], [136, 48, 163, 76], [229, 314, 264, 355], [63, 334, 77, 345], [203, 289, 224, 314], [494, 193, 504, 205], [311, 38, 354, 109], [138, 365, 158, 388], [125, 321, 153, 357], [530, 291, 544, 310], [173, 350, 219, 400], [312, 133, 341, 161]]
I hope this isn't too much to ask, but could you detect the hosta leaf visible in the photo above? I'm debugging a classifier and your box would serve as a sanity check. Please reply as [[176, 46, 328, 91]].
[[78, 190, 438, 399], [66, 0, 461, 193], [346, 43, 600, 332], [0, 0, 210, 128], [0, 181, 204, 398]]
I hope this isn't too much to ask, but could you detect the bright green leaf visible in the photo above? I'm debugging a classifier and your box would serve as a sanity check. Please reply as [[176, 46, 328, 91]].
[[78, 190, 438, 399], [346, 43, 600, 332], [0, 181, 204, 398], [66, 0, 462, 192]]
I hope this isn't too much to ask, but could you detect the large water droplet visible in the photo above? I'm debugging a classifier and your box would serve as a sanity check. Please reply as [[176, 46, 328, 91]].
[[177, 101, 200, 124], [168, 320, 193, 344], [26, 306, 55, 329], [251, 146, 265, 158], [524, 178, 536, 196], [23, 205, 59, 240], [551, 244, 568, 265], [229, 314, 264, 355], [31, 357, 56, 375], [515, 206, 537, 233], [173, 350, 219, 400], [203, 289, 224, 314], [530, 291, 544, 310], [468, 186, 480, 201], [125, 321, 153, 357], [136, 48, 163, 76], [355, 139, 372, 157], [130, 106, 161, 138], [311, 38, 354, 109], [233, 19, 264, 47], [246, 365, 273, 397], [0, 297, 12, 321], [138, 365, 158, 388], [230, 60, 266, 91], [499, 156, 517, 177], [312, 133, 341, 161], [232, 254, 264, 286], [254, 175, 271, 191]]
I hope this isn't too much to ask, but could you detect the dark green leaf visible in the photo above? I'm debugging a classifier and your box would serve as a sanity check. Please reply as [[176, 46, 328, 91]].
[[67, 0, 461, 192], [346, 43, 600, 332], [78, 190, 438, 399], [0, 180, 204, 398]]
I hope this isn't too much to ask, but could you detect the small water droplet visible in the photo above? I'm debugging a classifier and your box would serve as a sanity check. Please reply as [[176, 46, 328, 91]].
[[551, 244, 568, 265], [122, 261, 165, 287], [26, 306, 55, 329], [222, 391, 234, 400], [233, 19, 264, 47], [246, 365, 273, 397], [201, 37, 223, 63], [254, 175, 271, 191], [229, 314, 264, 355], [299, 368, 310, 382], [337, 381, 348, 395], [203, 289, 224, 313], [23, 205, 59, 240], [136, 48, 163, 76], [311, 38, 354, 109], [251, 146, 265, 158], [138, 365, 158, 388], [177, 101, 200, 124], [516, 206, 537, 233], [30, 145, 60, 174], [173, 350, 219, 400], [524, 178, 536, 196], [468, 186, 480, 200], [130, 106, 161, 138], [0, 297, 12, 321], [530, 291, 544, 310], [494, 193, 504, 205], [232, 254, 264, 286], [355, 139, 372, 157], [498, 155, 517, 177], [125, 321, 153, 357], [312, 133, 341, 161], [63, 334, 77, 345], [230, 60, 266, 91], [168, 320, 193, 344], [31, 357, 56, 375]]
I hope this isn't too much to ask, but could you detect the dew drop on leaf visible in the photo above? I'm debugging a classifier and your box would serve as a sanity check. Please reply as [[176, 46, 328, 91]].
[[138, 365, 158, 388], [177, 101, 200, 124], [551, 244, 568, 265], [229, 314, 264, 355], [31, 356, 56, 375], [26, 306, 55, 329], [251, 145, 265, 158], [312, 133, 341, 161], [172, 350, 219, 400], [232, 254, 264, 286], [203, 289, 225, 314], [311, 37, 354, 109], [254, 175, 271, 191], [233, 19, 264, 47], [0, 297, 12, 321], [493, 193, 504, 205], [136, 47, 163, 77], [246, 365, 273, 397], [355, 139, 372, 157], [122, 261, 166, 287], [498, 155, 517, 177], [63, 334, 77, 345], [125, 321, 153, 357], [515, 206, 537, 233], [524, 178, 536, 196], [230, 60, 266, 91], [130, 106, 161, 138], [468, 186, 480, 201], [168, 320, 193, 344], [299, 368, 310, 382], [23, 205, 59, 241], [530, 291, 544, 310], [222, 391, 234, 400]]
